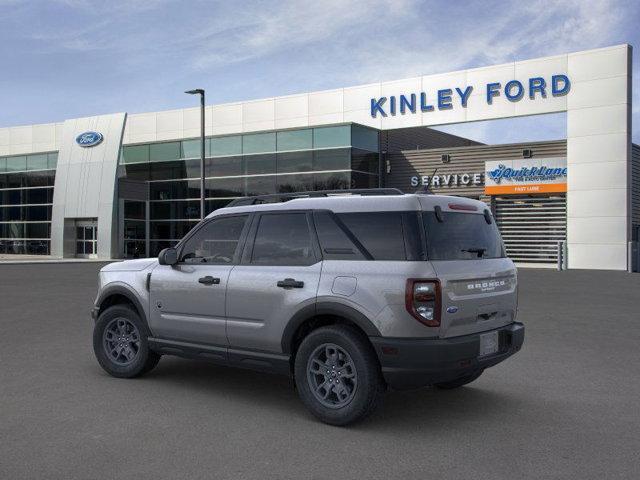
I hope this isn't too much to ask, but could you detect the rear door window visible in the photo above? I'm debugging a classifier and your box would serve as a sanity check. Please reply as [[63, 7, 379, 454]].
[[335, 212, 419, 260], [423, 211, 505, 260], [251, 213, 316, 266]]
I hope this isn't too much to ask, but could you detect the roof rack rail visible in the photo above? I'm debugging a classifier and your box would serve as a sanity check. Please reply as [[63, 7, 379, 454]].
[[226, 188, 404, 207]]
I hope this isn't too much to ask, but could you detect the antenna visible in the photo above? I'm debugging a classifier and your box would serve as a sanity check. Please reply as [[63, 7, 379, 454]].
[[417, 167, 438, 195]]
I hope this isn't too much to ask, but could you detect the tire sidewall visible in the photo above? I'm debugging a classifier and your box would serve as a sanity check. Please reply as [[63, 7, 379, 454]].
[[294, 326, 382, 425], [93, 305, 155, 378]]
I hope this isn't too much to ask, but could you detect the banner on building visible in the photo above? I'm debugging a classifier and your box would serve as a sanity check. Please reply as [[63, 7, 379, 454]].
[[484, 157, 567, 195]]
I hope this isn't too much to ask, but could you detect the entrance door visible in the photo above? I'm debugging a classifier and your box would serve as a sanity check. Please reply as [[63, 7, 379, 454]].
[[148, 214, 250, 347], [493, 194, 567, 266], [76, 220, 98, 258], [226, 211, 321, 353]]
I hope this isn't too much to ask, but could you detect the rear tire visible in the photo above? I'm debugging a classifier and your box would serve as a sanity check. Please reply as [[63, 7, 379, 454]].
[[435, 370, 483, 390], [93, 304, 160, 378], [294, 325, 384, 426]]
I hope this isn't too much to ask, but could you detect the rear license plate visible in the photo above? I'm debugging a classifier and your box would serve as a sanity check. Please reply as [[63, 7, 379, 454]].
[[479, 331, 499, 357]]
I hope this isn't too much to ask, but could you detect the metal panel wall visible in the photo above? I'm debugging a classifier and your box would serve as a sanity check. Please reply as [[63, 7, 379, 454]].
[[494, 195, 567, 265]]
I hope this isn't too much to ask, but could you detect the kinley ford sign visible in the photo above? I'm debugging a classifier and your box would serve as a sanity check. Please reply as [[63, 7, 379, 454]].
[[409, 157, 568, 195], [370, 74, 570, 117]]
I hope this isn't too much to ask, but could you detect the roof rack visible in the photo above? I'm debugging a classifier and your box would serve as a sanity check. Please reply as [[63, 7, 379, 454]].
[[225, 188, 404, 207]]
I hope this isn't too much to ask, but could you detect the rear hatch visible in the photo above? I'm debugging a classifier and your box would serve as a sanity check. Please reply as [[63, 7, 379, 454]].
[[421, 208, 517, 338]]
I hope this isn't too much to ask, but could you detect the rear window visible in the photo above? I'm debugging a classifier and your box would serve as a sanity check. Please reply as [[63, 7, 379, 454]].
[[316, 212, 422, 261], [423, 211, 505, 260]]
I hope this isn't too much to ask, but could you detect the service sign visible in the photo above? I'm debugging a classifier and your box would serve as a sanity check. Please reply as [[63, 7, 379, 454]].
[[484, 157, 567, 195]]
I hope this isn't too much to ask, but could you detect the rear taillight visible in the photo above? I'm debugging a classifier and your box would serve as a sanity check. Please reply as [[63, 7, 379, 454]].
[[405, 279, 441, 327]]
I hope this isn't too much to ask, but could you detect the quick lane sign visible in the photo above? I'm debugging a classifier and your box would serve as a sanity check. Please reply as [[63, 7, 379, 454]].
[[370, 74, 570, 117], [484, 157, 567, 195]]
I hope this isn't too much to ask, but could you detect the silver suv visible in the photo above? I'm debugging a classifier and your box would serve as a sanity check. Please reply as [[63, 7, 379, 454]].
[[92, 189, 524, 425]]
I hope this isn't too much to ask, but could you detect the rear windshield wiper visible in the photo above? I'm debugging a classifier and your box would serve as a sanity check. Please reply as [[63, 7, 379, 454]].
[[461, 247, 486, 258]]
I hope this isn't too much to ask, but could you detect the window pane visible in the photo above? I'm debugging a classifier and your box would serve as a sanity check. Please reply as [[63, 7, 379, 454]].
[[205, 177, 244, 197], [276, 173, 315, 193], [243, 132, 276, 154], [25, 206, 51, 221], [277, 129, 312, 151], [313, 149, 350, 171], [24, 170, 55, 187], [251, 213, 314, 266], [337, 212, 407, 260], [313, 126, 350, 149], [351, 172, 378, 189], [180, 215, 248, 264], [0, 157, 6, 173], [245, 154, 276, 175], [150, 200, 200, 220], [48, 153, 58, 170], [124, 240, 146, 259], [124, 220, 146, 239], [423, 211, 505, 260], [150, 159, 200, 180], [122, 145, 149, 164], [27, 154, 49, 171], [150, 221, 197, 240], [206, 156, 243, 177], [26, 222, 50, 239], [351, 125, 379, 152], [123, 163, 150, 181], [26, 240, 49, 255], [6, 156, 27, 172], [351, 149, 379, 173], [150, 180, 199, 200], [181, 139, 202, 159], [211, 136, 242, 157], [150, 142, 181, 162], [245, 175, 276, 196], [277, 151, 312, 173], [124, 201, 145, 220], [313, 211, 365, 260], [314, 172, 350, 191]]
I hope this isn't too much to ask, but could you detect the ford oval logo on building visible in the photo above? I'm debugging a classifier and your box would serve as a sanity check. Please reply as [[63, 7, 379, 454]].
[[76, 131, 103, 147]]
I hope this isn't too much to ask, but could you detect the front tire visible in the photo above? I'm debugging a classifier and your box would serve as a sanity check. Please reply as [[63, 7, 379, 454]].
[[93, 304, 160, 378], [294, 325, 384, 426]]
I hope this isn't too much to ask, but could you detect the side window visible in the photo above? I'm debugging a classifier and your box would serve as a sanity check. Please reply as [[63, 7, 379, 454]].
[[180, 215, 248, 264], [251, 213, 315, 266], [336, 212, 408, 260], [313, 211, 366, 260]]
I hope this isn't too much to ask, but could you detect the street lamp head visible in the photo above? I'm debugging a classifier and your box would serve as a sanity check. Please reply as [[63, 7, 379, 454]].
[[185, 89, 205, 95]]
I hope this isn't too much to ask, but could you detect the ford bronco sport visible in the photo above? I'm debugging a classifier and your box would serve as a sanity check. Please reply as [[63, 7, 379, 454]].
[[92, 189, 524, 425]]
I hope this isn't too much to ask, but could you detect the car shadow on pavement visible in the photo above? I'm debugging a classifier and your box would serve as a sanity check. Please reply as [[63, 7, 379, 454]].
[[110, 356, 530, 431]]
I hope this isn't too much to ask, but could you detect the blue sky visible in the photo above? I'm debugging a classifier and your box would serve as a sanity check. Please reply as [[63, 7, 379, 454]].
[[0, 0, 638, 144]]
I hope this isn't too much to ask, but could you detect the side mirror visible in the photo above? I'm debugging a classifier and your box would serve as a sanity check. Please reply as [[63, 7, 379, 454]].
[[158, 247, 178, 266]]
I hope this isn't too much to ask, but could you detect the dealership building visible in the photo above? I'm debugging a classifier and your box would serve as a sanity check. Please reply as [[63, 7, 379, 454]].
[[0, 44, 637, 271]]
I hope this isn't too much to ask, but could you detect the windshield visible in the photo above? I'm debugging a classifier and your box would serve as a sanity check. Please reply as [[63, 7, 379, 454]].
[[422, 211, 505, 260]]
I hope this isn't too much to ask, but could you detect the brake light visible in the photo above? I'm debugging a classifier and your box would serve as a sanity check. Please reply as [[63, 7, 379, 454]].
[[448, 203, 477, 211], [405, 279, 441, 327]]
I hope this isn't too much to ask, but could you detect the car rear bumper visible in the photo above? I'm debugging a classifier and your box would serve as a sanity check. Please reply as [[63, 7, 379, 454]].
[[369, 322, 524, 390]]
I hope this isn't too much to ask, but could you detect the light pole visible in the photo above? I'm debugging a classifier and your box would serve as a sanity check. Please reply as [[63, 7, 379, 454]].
[[185, 89, 206, 221]]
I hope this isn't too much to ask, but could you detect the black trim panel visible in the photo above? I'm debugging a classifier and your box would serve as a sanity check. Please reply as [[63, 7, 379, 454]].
[[280, 301, 381, 353], [370, 322, 524, 390], [148, 338, 291, 376], [95, 284, 149, 331]]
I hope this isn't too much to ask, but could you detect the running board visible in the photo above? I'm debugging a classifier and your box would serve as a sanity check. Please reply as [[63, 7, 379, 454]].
[[148, 337, 291, 376]]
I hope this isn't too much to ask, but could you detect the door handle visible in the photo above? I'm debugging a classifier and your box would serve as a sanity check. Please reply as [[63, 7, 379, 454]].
[[277, 278, 304, 289], [198, 276, 220, 285]]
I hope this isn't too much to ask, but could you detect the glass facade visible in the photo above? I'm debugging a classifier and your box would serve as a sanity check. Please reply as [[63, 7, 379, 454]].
[[119, 124, 380, 258], [0, 152, 57, 255]]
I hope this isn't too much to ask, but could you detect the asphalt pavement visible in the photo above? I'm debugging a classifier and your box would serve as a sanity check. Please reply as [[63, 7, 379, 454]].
[[1, 263, 639, 479]]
